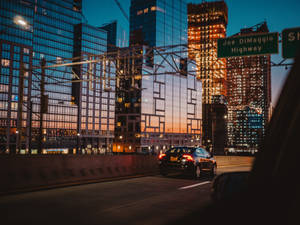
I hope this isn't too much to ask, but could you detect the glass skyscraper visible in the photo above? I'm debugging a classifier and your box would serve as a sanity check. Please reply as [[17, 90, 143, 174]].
[[0, 0, 113, 154], [130, 0, 187, 47], [0, 0, 36, 153], [73, 23, 115, 154], [99, 21, 128, 51], [114, 0, 202, 153]]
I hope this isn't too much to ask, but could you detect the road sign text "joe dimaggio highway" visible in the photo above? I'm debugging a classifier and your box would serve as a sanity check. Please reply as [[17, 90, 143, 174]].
[[217, 32, 279, 58]]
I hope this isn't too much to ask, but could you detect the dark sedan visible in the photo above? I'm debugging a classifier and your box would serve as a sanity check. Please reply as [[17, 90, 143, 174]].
[[158, 147, 217, 178]]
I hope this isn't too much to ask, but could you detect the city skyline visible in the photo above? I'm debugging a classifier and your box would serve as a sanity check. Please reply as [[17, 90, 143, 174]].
[[83, 0, 300, 105], [0, 1, 299, 222], [0, 0, 299, 154]]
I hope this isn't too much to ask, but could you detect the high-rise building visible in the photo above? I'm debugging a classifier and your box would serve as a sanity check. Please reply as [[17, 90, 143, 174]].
[[99, 21, 128, 51], [188, 1, 228, 153], [73, 23, 115, 154], [227, 22, 271, 153], [0, 0, 114, 154], [188, 1, 228, 104], [130, 0, 187, 47], [113, 0, 202, 153]]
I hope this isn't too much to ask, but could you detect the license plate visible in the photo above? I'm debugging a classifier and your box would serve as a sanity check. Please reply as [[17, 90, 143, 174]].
[[170, 156, 178, 162]]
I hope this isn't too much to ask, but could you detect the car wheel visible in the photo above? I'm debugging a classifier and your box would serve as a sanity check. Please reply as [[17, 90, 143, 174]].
[[160, 167, 168, 176], [211, 164, 217, 177], [194, 165, 201, 179]]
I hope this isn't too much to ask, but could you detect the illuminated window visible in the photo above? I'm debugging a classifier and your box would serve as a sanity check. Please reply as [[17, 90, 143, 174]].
[[23, 48, 30, 54], [1, 59, 10, 67], [56, 57, 62, 64]]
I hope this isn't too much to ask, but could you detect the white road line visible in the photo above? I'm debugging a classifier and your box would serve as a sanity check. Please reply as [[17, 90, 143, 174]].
[[178, 181, 211, 190]]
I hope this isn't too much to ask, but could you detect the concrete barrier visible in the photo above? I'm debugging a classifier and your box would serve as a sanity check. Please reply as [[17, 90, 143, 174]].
[[0, 155, 254, 195], [0, 155, 159, 195]]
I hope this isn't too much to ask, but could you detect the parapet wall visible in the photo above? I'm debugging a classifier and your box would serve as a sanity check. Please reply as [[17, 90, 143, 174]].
[[0, 155, 158, 195], [0, 155, 254, 195]]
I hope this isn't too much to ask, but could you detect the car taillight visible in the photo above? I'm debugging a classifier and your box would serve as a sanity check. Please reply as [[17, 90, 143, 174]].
[[158, 153, 166, 160], [182, 154, 194, 161]]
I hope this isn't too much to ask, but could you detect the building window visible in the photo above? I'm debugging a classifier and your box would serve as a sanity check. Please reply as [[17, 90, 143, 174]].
[[23, 48, 30, 54], [151, 6, 156, 11], [1, 59, 10, 67], [56, 57, 62, 64]]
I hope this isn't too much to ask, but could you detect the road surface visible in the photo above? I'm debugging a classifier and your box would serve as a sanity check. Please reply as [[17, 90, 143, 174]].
[[0, 164, 251, 225]]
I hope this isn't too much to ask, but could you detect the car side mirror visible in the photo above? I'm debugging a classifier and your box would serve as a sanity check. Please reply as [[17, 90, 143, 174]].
[[211, 171, 250, 202]]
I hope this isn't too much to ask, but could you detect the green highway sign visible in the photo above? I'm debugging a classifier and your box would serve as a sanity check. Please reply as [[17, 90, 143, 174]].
[[282, 27, 300, 59], [217, 32, 279, 58]]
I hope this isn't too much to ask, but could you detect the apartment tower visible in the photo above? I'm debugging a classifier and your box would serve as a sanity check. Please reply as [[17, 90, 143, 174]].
[[188, 1, 228, 153], [227, 22, 271, 153]]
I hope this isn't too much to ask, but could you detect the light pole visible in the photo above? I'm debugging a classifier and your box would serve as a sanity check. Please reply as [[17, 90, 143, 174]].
[[77, 133, 81, 154], [38, 58, 47, 154]]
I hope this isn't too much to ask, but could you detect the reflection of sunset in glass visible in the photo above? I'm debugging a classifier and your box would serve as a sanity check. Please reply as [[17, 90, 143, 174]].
[[141, 73, 202, 134]]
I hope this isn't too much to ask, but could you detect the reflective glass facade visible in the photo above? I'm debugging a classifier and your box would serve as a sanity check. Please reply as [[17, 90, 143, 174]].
[[0, 0, 112, 154], [73, 23, 115, 153], [0, 0, 36, 153], [31, 0, 82, 153], [114, 0, 202, 154], [99, 21, 128, 51], [130, 0, 187, 47]]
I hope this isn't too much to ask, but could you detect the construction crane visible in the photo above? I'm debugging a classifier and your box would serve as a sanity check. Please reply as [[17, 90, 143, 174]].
[[114, 0, 129, 22]]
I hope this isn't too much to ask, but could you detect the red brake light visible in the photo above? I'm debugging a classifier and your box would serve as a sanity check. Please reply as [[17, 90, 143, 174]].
[[158, 153, 166, 160], [182, 154, 194, 161]]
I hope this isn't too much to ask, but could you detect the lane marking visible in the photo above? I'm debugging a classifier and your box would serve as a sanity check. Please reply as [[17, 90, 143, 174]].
[[218, 164, 252, 168], [178, 181, 211, 190]]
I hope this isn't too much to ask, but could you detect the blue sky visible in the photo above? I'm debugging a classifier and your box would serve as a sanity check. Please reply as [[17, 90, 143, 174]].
[[83, 0, 300, 105]]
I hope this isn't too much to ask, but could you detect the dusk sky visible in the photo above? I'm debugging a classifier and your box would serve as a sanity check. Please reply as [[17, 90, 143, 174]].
[[83, 0, 300, 106]]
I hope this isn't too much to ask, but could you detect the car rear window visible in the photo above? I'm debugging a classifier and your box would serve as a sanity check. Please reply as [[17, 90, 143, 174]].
[[167, 147, 195, 154]]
